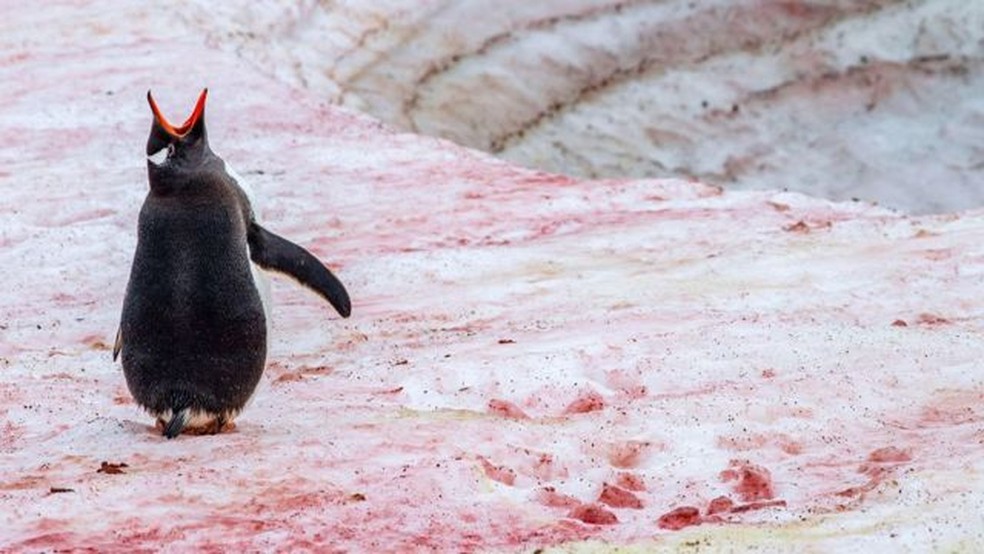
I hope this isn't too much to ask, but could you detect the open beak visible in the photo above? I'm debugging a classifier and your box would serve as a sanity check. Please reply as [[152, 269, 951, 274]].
[[147, 88, 208, 138]]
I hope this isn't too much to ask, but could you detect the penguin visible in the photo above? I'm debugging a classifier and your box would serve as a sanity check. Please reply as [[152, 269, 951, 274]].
[[114, 89, 351, 439]]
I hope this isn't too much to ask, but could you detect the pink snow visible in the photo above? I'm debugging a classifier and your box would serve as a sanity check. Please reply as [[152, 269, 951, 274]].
[[1, 2, 982, 552]]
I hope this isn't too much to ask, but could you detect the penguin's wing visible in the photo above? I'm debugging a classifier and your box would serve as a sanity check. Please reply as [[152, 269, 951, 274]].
[[247, 223, 352, 318], [112, 327, 122, 362]]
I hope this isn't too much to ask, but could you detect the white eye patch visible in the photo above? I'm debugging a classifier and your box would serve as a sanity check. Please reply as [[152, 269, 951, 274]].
[[147, 143, 174, 166]]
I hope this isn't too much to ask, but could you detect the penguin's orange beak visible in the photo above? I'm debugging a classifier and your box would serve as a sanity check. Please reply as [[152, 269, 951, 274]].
[[147, 89, 208, 138]]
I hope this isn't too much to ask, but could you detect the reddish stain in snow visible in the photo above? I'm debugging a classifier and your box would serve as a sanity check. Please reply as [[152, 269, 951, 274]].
[[113, 390, 134, 405], [516, 519, 594, 546], [835, 485, 870, 498], [274, 372, 305, 384], [97, 461, 129, 475], [1, 52, 31, 65], [778, 2, 838, 18], [242, 488, 340, 515], [922, 249, 953, 261], [568, 504, 618, 525], [783, 219, 831, 233], [615, 472, 646, 492], [488, 399, 530, 420], [920, 401, 978, 426], [784, 220, 810, 233], [80, 334, 111, 350], [537, 216, 584, 238], [531, 453, 566, 481], [478, 457, 516, 486], [294, 364, 334, 376], [50, 292, 75, 304], [783, 436, 806, 455], [891, 319, 908, 327], [720, 461, 775, 502], [867, 446, 912, 463], [700, 184, 724, 197], [43, 372, 77, 381], [0, 470, 44, 491], [778, 437, 803, 455], [657, 506, 701, 530], [608, 440, 652, 469], [835, 448, 912, 499], [760, 368, 777, 379], [11, 532, 80, 550], [730, 499, 788, 513], [707, 495, 734, 515], [536, 487, 580, 509], [917, 313, 950, 325], [563, 391, 605, 415], [619, 385, 648, 400], [598, 482, 643, 509]]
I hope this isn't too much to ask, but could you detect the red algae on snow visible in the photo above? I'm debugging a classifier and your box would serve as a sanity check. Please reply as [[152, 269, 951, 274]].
[[657, 506, 702, 531], [835, 446, 915, 500], [707, 495, 735, 515], [615, 472, 646, 492], [537, 487, 581, 509], [608, 440, 653, 469], [531, 453, 567, 481], [730, 499, 788, 513], [487, 398, 530, 419], [720, 461, 776, 502], [867, 447, 913, 464], [568, 504, 619, 525], [478, 456, 517, 486], [598, 482, 644, 509], [563, 390, 606, 415], [3, 2, 984, 551]]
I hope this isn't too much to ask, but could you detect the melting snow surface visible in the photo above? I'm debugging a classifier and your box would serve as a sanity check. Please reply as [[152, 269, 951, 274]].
[[1, 2, 983, 552]]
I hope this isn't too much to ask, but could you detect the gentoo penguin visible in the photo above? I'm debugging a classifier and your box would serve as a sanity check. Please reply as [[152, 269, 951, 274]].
[[114, 89, 351, 439]]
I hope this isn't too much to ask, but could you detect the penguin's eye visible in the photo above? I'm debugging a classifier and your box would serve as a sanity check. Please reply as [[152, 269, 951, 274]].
[[147, 143, 175, 166]]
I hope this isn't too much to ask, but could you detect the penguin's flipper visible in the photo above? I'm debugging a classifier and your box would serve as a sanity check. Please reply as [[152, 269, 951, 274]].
[[112, 327, 122, 362], [247, 223, 352, 318]]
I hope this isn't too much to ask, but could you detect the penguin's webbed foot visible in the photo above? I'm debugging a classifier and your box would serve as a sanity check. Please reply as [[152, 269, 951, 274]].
[[154, 412, 236, 438]]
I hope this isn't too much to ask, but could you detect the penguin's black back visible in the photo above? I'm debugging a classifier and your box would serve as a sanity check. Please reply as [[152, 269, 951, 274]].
[[120, 162, 266, 418]]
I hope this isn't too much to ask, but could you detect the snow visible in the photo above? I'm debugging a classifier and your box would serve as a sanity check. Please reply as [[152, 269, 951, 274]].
[[1, 1, 983, 552], [197, 0, 984, 214]]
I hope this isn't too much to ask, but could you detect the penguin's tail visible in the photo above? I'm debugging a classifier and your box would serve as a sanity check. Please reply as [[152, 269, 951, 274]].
[[163, 407, 190, 439]]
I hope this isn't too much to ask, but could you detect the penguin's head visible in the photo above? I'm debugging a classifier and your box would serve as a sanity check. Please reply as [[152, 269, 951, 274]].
[[145, 89, 212, 179]]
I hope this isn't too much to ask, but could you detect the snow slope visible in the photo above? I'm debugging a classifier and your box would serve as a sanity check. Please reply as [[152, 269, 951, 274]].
[[190, 0, 984, 214]]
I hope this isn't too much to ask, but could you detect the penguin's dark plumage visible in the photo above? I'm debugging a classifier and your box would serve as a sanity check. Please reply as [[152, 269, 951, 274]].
[[117, 89, 350, 438]]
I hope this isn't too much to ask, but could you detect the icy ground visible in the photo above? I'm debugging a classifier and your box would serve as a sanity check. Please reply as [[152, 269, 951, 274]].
[[1, 2, 983, 552]]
